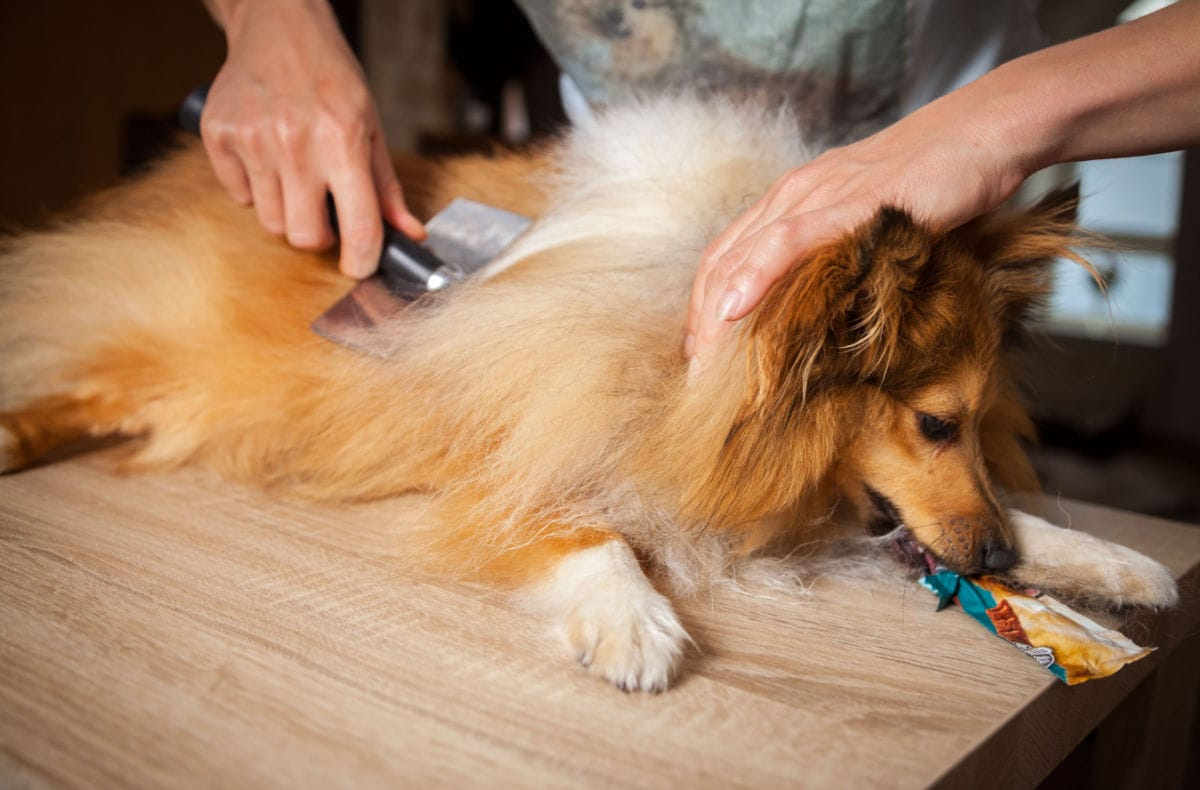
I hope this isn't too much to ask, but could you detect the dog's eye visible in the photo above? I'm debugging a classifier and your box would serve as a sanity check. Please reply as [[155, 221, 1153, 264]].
[[918, 413, 958, 443]]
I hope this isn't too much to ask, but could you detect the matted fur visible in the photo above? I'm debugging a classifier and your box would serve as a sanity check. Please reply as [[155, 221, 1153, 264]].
[[0, 95, 1177, 690]]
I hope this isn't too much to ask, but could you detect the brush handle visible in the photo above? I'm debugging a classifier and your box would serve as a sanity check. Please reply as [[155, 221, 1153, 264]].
[[177, 84, 448, 289], [177, 84, 208, 137]]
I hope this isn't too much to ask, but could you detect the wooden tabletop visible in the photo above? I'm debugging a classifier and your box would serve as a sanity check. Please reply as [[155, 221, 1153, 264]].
[[2, 451, 1198, 789]]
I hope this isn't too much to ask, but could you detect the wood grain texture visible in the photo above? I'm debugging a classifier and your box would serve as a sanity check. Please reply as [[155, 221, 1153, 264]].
[[2, 452, 1198, 788]]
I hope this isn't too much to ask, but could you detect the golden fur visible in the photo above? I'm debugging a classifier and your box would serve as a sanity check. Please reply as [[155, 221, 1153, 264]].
[[0, 95, 1177, 691]]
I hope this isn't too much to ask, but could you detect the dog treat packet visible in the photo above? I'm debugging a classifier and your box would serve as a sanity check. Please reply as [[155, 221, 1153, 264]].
[[920, 571, 1152, 684]]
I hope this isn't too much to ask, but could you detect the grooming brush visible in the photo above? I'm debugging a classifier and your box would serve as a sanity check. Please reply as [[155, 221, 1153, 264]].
[[178, 85, 531, 356]]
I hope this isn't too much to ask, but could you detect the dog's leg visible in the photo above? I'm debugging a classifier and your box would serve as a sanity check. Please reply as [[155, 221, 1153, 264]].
[[0, 393, 140, 472], [531, 534, 690, 692], [1007, 509, 1179, 608], [456, 520, 690, 692]]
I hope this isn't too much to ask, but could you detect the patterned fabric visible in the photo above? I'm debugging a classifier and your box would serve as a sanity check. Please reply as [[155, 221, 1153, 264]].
[[514, 1, 1051, 147], [516, 0, 907, 146]]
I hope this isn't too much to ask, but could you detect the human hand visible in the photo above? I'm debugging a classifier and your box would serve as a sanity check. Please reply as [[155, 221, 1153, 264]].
[[683, 97, 1031, 361], [200, 0, 425, 277]]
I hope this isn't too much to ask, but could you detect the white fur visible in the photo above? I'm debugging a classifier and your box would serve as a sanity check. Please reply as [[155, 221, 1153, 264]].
[[482, 95, 810, 279], [1007, 509, 1179, 608], [530, 540, 690, 692]]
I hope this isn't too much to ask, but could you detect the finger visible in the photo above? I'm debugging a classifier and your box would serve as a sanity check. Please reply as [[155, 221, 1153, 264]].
[[328, 158, 384, 278], [273, 116, 339, 251], [244, 162, 286, 237], [684, 254, 721, 356], [720, 213, 844, 323], [685, 201, 775, 353], [692, 213, 838, 360], [201, 134, 253, 206], [280, 165, 335, 251], [699, 162, 820, 270], [684, 201, 768, 351], [699, 195, 768, 270], [371, 137, 427, 242], [689, 233, 760, 360], [684, 163, 822, 348], [711, 220, 804, 322]]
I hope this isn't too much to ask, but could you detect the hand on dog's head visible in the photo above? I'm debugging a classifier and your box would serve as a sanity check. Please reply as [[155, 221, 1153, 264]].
[[687, 187, 1084, 576]]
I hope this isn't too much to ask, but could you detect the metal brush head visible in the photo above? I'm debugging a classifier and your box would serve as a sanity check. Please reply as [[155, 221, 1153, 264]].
[[312, 198, 531, 357]]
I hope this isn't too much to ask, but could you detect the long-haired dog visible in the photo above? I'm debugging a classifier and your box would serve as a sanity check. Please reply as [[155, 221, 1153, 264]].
[[0, 96, 1178, 691]]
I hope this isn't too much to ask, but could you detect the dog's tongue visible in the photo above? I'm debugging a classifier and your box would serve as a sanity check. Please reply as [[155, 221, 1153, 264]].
[[890, 530, 938, 574]]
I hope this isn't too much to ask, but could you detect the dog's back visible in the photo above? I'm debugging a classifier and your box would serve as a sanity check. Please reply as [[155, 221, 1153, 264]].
[[0, 96, 802, 499]]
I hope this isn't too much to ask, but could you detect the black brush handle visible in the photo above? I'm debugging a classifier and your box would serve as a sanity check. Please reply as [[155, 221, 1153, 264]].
[[178, 84, 208, 136], [177, 84, 445, 288]]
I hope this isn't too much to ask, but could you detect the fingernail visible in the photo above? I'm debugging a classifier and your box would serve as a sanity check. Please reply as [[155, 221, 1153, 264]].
[[683, 332, 695, 358], [716, 288, 742, 321], [406, 217, 429, 241]]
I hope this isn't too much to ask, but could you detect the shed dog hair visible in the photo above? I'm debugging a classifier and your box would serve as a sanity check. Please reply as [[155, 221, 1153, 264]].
[[0, 95, 1177, 691]]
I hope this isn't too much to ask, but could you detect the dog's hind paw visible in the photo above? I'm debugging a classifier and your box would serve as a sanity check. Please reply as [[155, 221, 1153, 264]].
[[538, 540, 690, 692], [1008, 509, 1180, 609]]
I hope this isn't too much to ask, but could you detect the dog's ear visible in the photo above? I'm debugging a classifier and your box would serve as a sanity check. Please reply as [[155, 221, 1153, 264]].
[[966, 184, 1092, 333], [744, 207, 933, 408], [687, 209, 934, 525], [1032, 182, 1080, 224]]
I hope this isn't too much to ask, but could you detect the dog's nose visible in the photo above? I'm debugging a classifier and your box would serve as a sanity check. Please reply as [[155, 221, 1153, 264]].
[[982, 542, 1017, 571]]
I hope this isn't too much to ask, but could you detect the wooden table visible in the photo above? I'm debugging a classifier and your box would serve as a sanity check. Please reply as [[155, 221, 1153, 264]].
[[2, 452, 1198, 788]]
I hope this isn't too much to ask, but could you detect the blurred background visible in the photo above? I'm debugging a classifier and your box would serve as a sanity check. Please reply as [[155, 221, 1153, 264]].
[[1, 0, 1197, 523]]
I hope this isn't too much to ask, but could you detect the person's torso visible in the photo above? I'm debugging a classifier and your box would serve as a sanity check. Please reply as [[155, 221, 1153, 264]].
[[515, 0, 1047, 145]]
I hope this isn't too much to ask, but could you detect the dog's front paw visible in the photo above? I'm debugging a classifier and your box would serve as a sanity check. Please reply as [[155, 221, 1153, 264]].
[[562, 580, 688, 692], [1105, 555, 1180, 609], [538, 540, 689, 692], [1008, 510, 1180, 609]]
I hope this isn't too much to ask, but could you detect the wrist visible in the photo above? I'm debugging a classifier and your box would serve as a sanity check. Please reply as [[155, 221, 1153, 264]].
[[903, 65, 1042, 208], [928, 52, 1084, 200], [219, 0, 334, 47], [979, 64, 1053, 185], [979, 55, 1090, 177]]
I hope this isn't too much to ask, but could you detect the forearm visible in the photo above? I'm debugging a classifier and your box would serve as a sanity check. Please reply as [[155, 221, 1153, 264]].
[[970, 0, 1200, 177]]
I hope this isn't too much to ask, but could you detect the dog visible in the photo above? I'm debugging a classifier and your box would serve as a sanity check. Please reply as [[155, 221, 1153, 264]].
[[0, 95, 1178, 691]]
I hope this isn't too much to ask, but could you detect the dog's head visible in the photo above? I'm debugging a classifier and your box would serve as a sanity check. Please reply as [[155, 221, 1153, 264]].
[[687, 188, 1085, 575]]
